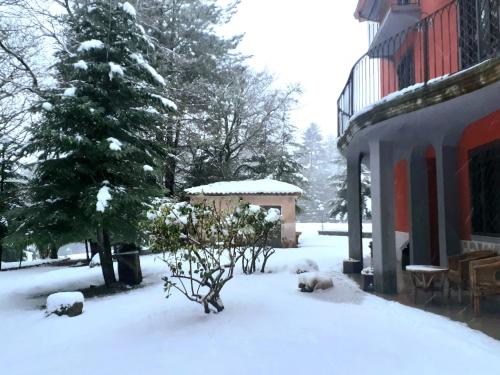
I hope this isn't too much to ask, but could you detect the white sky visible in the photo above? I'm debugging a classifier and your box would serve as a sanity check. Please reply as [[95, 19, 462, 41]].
[[223, 0, 368, 137]]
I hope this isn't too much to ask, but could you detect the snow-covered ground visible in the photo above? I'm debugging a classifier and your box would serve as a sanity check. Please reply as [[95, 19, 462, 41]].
[[1, 224, 499, 375], [298, 221, 372, 233]]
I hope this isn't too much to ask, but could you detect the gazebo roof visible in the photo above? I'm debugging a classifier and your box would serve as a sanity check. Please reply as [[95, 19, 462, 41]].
[[185, 179, 303, 196]]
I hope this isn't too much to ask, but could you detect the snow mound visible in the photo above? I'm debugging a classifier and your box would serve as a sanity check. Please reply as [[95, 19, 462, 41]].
[[291, 259, 319, 274], [77, 39, 104, 52], [46, 292, 84, 315], [122, 2, 136, 17], [298, 272, 333, 292], [89, 253, 101, 268], [96, 186, 111, 212], [185, 179, 303, 196]]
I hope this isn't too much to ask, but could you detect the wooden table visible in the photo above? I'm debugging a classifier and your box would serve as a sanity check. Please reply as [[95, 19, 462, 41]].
[[406, 265, 449, 304]]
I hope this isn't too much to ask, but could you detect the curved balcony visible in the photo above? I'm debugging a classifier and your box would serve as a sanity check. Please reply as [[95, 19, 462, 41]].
[[337, 0, 500, 145]]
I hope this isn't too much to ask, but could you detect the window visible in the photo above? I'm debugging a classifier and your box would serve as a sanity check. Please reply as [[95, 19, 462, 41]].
[[469, 141, 500, 237], [459, 0, 500, 69], [397, 48, 415, 90]]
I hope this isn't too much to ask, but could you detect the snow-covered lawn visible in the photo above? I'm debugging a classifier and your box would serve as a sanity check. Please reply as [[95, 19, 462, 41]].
[[1, 225, 499, 375]]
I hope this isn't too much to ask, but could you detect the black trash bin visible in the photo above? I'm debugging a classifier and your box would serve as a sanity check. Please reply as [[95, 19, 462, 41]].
[[115, 243, 143, 285]]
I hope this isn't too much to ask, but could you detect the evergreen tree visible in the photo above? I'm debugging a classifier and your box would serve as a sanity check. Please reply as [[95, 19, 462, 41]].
[[137, 0, 243, 195], [0, 131, 27, 268], [21, 1, 172, 285], [329, 159, 371, 221]]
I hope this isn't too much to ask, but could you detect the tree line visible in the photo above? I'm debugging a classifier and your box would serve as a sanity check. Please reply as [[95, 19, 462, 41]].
[[0, 0, 305, 282]]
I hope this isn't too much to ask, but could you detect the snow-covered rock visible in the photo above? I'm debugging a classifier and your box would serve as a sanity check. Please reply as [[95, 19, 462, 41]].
[[291, 258, 319, 274], [298, 272, 333, 293], [89, 253, 101, 268], [46, 292, 84, 317]]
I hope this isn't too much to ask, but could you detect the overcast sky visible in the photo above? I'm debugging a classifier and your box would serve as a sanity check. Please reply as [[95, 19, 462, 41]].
[[222, 0, 368, 137]]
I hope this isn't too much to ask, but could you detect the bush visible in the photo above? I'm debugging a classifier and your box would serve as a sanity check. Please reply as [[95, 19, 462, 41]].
[[146, 200, 281, 313]]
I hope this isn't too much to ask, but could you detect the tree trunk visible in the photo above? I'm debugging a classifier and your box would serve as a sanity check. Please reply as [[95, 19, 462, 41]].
[[84, 240, 90, 262], [97, 226, 116, 286], [49, 243, 58, 259], [164, 155, 176, 195]]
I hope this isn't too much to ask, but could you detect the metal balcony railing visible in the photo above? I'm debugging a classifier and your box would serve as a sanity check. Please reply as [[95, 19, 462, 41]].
[[337, 0, 500, 137]]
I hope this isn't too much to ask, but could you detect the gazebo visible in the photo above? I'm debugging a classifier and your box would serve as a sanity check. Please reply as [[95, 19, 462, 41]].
[[185, 179, 302, 248]]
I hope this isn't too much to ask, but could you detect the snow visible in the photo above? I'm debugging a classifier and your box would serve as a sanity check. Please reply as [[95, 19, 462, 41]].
[[185, 179, 303, 196], [298, 272, 334, 291], [96, 186, 111, 212], [406, 265, 448, 272], [77, 39, 104, 52], [89, 253, 100, 268], [1, 258, 66, 270], [289, 258, 319, 274], [130, 53, 166, 86], [151, 94, 177, 110], [73, 60, 88, 70], [121, 2, 137, 18], [41, 102, 53, 111], [46, 292, 84, 314], [264, 207, 281, 223], [143, 165, 154, 172], [63, 87, 76, 97], [108, 62, 125, 80], [107, 137, 122, 151], [1, 226, 500, 374]]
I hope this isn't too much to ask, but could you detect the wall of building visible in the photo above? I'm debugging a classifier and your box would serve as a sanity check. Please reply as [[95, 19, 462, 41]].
[[189, 195, 298, 248], [457, 110, 500, 240]]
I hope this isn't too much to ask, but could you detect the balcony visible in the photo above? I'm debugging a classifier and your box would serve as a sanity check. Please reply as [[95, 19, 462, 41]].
[[369, 1, 421, 55], [337, 0, 500, 140]]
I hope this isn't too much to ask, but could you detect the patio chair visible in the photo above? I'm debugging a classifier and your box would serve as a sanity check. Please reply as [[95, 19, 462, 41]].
[[447, 250, 497, 302], [469, 256, 500, 314]]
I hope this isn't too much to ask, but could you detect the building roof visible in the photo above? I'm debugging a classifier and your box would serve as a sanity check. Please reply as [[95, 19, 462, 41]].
[[185, 179, 303, 196]]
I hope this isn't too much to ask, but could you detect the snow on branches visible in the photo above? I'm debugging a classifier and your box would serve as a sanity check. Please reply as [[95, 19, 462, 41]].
[[146, 200, 281, 313]]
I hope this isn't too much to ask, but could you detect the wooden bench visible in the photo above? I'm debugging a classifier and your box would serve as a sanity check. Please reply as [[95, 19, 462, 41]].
[[447, 250, 497, 303], [469, 256, 500, 314]]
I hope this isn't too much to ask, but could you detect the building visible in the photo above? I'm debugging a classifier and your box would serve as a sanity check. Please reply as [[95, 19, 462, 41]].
[[337, 0, 500, 293], [185, 179, 302, 248]]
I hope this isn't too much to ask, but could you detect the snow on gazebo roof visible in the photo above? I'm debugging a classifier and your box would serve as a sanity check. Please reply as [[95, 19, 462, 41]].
[[185, 179, 303, 196]]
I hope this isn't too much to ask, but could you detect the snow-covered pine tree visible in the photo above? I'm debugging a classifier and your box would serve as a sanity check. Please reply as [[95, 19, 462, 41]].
[[22, 1, 173, 285], [136, 0, 243, 195], [329, 157, 371, 222], [0, 131, 27, 268]]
